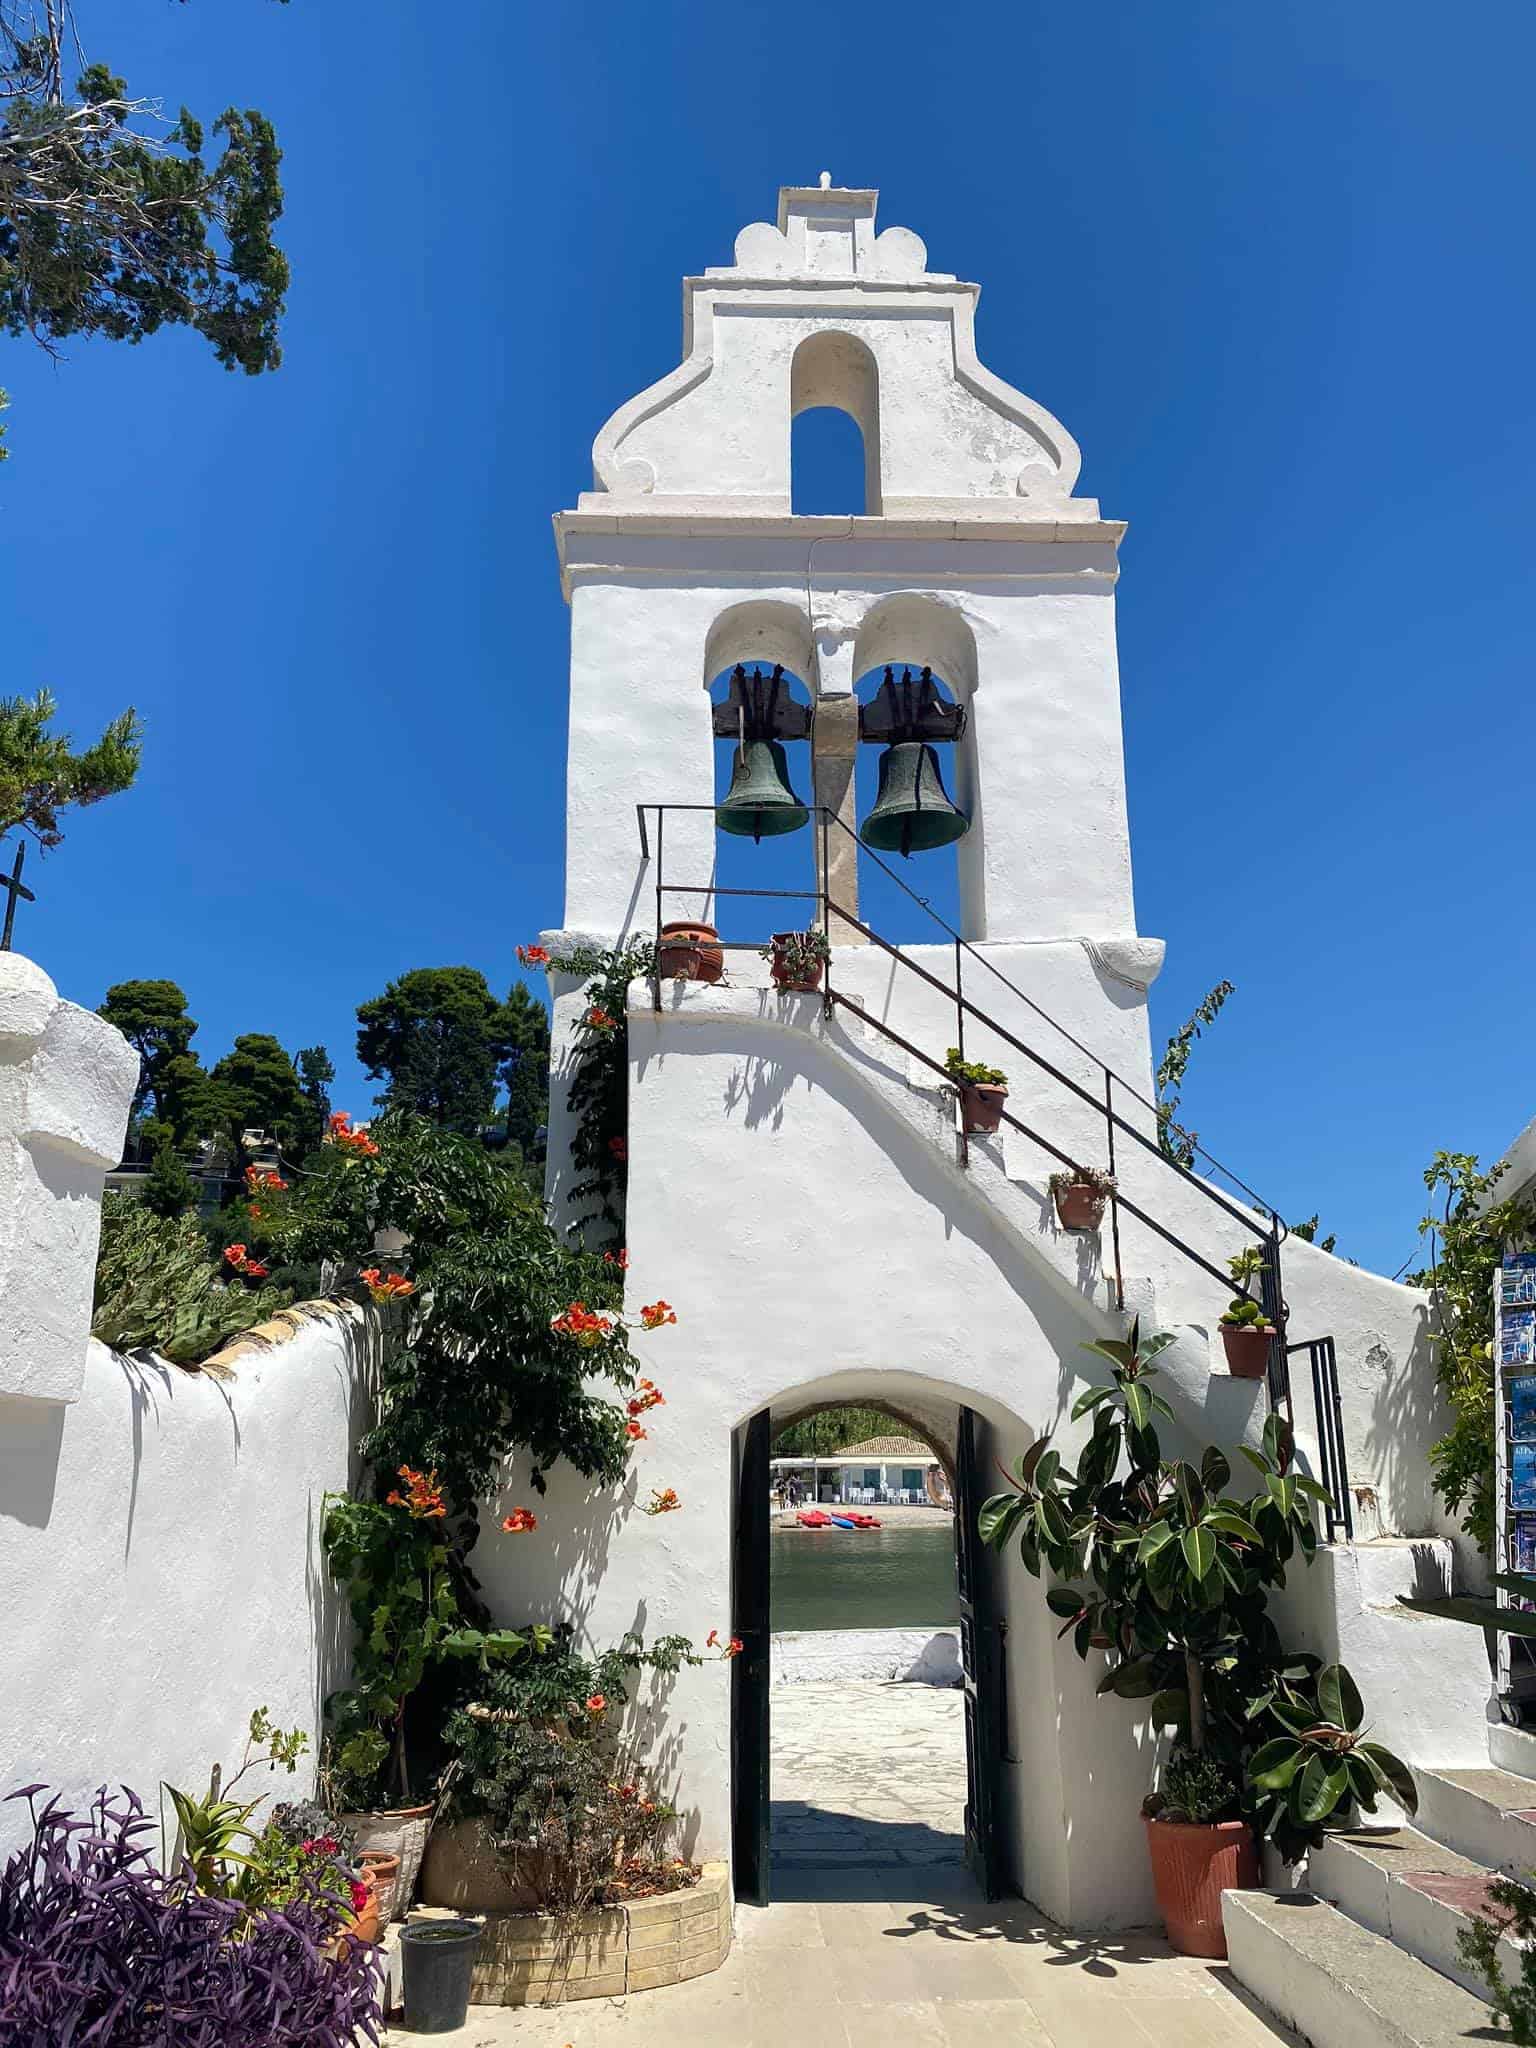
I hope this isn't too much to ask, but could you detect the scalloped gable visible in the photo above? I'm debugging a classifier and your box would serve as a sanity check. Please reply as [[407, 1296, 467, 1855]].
[[584, 180, 1088, 520]]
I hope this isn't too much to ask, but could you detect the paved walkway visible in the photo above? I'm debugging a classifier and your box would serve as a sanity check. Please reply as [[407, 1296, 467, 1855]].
[[384, 1680, 1299, 2046]]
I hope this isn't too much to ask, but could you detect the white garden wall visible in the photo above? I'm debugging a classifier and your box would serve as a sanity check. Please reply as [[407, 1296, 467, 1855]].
[[0, 1309, 376, 1857]]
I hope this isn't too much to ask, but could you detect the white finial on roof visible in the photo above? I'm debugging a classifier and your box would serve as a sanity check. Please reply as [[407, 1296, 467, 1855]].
[[818, 170, 832, 189]]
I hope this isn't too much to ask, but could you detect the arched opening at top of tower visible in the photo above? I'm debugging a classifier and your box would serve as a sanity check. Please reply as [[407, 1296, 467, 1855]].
[[789, 332, 882, 517]]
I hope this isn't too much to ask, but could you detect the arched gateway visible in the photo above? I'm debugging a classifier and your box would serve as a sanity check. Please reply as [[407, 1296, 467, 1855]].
[[519, 179, 1471, 1935]]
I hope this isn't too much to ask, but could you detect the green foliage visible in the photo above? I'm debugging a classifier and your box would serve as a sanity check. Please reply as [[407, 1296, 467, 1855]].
[[552, 938, 655, 1245], [92, 1193, 291, 1364], [356, 966, 512, 1136], [1413, 1150, 1536, 1554], [1458, 1868, 1536, 2040], [164, 1706, 309, 1896], [1246, 1662, 1416, 1858], [977, 1318, 1410, 1858], [209, 1032, 308, 1156], [1155, 979, 1234, 1167], [0, 27, 288, 390], [98, 978, 196, 1125], [943, 1047, 1007, 1088], [248, 1109, 639, 1503], [0, 688, 139, 847], [1152, 1748, 1241, 1824], [1221, 1297, 1274, 1331], [761, 927, 831, 978], [294, 1044, 335, 1159], [444, 1631, 701, 1920], [1290, 1214, 1339, 1256], [142, 1135, 198, 1219], [320, 1491, 545, 1809], [773, 1406, 911, 1457], [1399, 1573, 1536, 1640], [501, 983, 550, 1161]]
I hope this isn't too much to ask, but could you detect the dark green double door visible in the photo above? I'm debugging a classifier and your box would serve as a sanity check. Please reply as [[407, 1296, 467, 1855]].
[[731, 1405, 1008, 1906]]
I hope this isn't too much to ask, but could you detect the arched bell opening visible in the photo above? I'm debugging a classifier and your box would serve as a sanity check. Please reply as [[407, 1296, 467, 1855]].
[[707, 660, 817, 949], [790, 331, 882, 516], [851, 662, 967, 943]]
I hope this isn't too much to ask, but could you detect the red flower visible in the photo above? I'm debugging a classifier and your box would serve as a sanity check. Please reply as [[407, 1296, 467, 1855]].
[[360, 1267, 415, 1304], [349, 1878, 370, 1917], [604, 1248, 630, 1269], [626, 1420, 647, 1441], [643, 1487, 681, 1517], [501, 1507, 538, 1533], [586, 1694, 607, 1715], [586, 1006, 618, 1032], [300, 1834, 340, 1859], [223, 1244, 248, 1269], [725, 1638, 744, 1659], [616, 1783, 636, 1800], [516, 944, 551, 967], [706, 1629, 719, 1649], [608, 1135, 628, 1162], [551, 1302, 613, 1349], [243, 1260, 269, 1280], [639, 1300, 676, 1331], [389, 1465, 446, 1520]]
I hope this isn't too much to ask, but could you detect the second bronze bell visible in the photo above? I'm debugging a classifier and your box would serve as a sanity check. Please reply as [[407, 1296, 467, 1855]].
[[716, 739, 810, 842], [859, 741, 968, 857]]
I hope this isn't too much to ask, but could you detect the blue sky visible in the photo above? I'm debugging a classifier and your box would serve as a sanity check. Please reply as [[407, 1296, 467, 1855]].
[[2, 0, 1533, 1277]]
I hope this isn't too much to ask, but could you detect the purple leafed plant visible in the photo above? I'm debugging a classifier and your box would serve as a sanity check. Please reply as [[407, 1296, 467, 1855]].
[[0, 1785, 384, 2046]]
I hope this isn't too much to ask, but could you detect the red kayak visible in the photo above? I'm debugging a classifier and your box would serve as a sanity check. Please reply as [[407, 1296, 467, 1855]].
[[796, 1510, 831, 1528]]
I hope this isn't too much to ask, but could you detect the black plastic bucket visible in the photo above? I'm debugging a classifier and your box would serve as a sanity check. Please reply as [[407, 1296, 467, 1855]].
[[399, 1917, 482, 2033]]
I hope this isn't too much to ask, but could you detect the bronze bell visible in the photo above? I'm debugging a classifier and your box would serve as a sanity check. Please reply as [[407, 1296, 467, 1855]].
[[716, 738, 810, 841], [859, 741, 968, 857]]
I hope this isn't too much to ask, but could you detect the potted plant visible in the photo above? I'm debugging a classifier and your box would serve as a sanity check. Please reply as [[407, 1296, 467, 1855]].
[[1220, 1248, 1275, 1378], [761, 927, 830, 993], [977, 1318, 1412, 1957], [1049, 1165, 1116, 1233], [944, 1048, 1009, 1135], [657, 920, 724, 982]]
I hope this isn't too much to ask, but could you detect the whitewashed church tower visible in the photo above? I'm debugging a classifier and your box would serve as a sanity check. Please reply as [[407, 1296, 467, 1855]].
[[521, 182, 1461, 1932]]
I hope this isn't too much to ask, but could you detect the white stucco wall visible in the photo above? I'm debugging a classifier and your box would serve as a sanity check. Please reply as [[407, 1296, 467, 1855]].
[[0, 951, 139, 1405], [0, 1309, 376, 1855]]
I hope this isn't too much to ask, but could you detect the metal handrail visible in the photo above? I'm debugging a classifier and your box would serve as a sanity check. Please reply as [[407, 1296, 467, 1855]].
[[636, 800, 1282, 1221]]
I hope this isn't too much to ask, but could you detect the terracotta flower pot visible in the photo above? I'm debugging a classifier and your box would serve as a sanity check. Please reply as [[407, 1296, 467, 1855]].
[[769, 932, 824, 993], [1054, 1180, 1108, 1232], [658, 919, 724, 983], [358, 1849, 401, 1923], [1143, 1814, 1258, 1958], [349, 1866, 384, 1947], [1221, 1323, 1273, 1380], [958, 1082, 1008, 1135]]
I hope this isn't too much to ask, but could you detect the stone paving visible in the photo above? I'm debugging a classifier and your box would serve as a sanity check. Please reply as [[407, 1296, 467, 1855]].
[[384, 1680, 1301, 2047]]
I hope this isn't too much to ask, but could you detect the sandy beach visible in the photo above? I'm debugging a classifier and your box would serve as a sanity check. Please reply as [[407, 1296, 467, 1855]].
[[772, 1502, 954, 1530]]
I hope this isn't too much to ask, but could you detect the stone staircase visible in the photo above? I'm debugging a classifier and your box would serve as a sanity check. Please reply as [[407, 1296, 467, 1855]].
[[1225, 1737, 1536, 2046]]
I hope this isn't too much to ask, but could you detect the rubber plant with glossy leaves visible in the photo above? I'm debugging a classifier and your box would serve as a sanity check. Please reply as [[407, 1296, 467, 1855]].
[[977, 1317, 1415, 1949]]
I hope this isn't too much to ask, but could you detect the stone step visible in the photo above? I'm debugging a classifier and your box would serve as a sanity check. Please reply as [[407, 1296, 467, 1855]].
[[1415, 1765, 1536, 1877], [1310, 1823, 1522, 2001], [1222, 1888, 1493, 2048]]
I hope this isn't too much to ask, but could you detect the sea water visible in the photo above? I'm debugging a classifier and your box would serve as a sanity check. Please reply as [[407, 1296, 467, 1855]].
[[770, 1520, 960, 1632]]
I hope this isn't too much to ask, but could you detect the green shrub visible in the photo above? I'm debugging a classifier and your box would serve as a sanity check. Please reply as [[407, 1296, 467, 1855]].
[[1150, 1748, 1241, 1825]]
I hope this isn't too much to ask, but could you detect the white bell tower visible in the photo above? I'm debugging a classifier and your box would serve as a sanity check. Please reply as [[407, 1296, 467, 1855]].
[[552, 179, 1156, 971]]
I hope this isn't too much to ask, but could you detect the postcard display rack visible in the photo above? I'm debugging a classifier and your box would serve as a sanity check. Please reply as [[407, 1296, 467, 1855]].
[[1497, 1252, 1536, 1717]]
